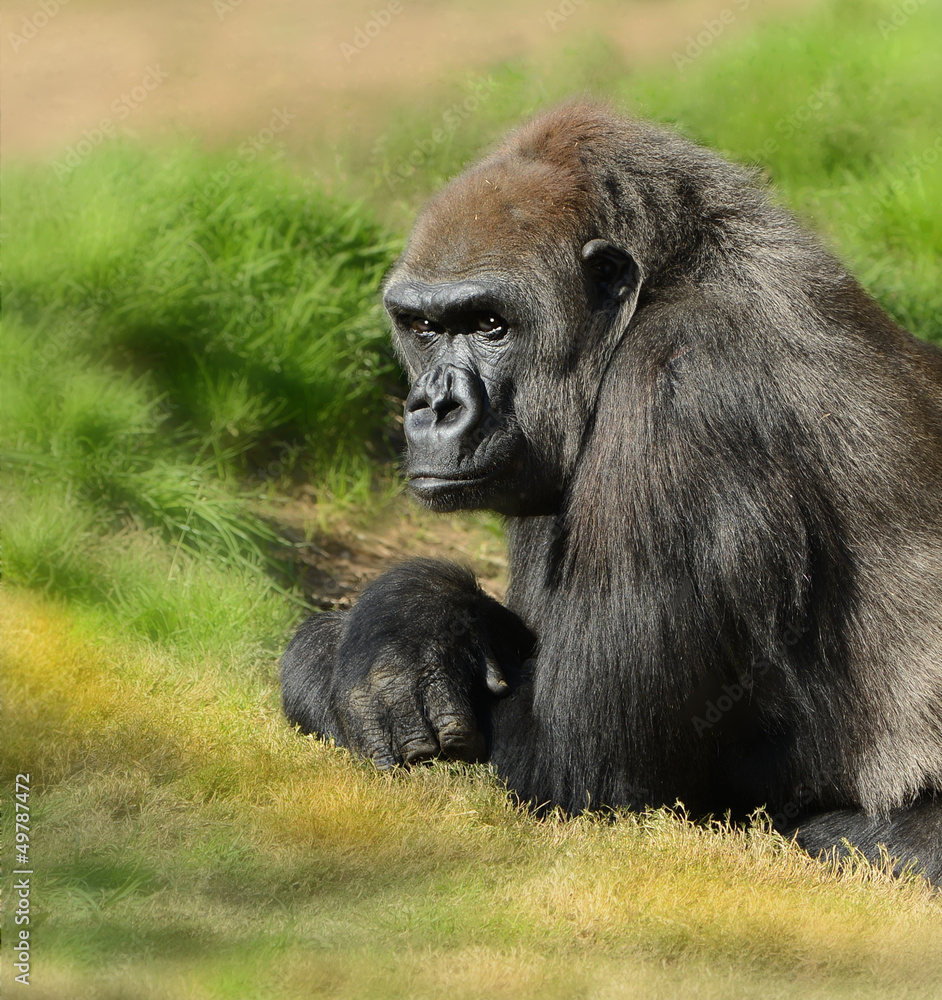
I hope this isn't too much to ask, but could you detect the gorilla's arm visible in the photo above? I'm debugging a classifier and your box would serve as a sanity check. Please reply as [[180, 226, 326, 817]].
[[281, 609, 346, 740], [281, 559, 534, 767]]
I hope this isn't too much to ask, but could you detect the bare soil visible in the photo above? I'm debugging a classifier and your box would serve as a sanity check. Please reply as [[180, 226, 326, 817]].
[[265, 490, 509, 605], [2, 0, 819, 161]]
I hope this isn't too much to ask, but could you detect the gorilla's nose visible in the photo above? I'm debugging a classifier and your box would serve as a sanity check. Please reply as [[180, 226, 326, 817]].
[[404, 365, 485, 457]]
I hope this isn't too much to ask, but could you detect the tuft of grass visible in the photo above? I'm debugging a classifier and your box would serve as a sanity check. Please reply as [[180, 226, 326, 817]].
[[2, 141, 402, 466], [1, 148, 404, 643]]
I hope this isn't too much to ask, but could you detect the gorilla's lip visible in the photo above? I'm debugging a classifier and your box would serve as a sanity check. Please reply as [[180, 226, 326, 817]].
[[407, 470, 499, 498], [409, 472, 493, 490]]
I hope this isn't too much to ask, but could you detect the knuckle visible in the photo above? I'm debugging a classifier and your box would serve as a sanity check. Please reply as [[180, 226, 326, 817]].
[[434, 712, 473, 737], [400, 735, 439, 764]]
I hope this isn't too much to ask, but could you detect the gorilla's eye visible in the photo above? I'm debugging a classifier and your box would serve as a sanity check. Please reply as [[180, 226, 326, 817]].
[[408, 316, 439, 339], [475, 314, 507, 340]]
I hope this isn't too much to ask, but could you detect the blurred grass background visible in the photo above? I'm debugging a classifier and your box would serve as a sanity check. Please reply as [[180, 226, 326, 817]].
[[2, 0, 942, 997]]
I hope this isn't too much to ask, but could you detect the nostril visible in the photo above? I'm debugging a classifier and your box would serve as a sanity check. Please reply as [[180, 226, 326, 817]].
[[403, 365, 485, 448], [432, 397, 462, 421], [405, 393, 463, 422], [406, 395, 430, 414]]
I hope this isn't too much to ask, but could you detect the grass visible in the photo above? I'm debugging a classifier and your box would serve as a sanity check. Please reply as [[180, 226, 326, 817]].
[[3, 141, 401, 465], [2, 0, 942, 996], [1, 145, 402, 639], [3, 589, 942, 1000]]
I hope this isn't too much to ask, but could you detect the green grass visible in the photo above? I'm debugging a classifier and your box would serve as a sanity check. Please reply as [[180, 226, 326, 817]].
[[3, 141, 401, 465], [3, 1, 942, 997], [1, 144, 402, 644]]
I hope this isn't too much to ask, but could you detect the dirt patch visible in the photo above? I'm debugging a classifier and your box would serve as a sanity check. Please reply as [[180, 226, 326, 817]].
[[265, 489, 509, 607], [2, 0, 820, 161]]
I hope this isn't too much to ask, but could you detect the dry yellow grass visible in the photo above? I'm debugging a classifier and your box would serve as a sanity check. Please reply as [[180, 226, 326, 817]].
[[3, 587, 941, 1000]]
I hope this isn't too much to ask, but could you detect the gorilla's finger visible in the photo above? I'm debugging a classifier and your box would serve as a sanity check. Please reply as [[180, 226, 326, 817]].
[[350, 723, 399, 769], [370, 747, 400, 771], [422, 673, 485, 762], [440, 726, 486, 764], [483, 652, 509, 695], [339, 688, 400, 767], [356, 725, 399, 767], [392, 712, 441, 765], [401, 739, 440, 765]]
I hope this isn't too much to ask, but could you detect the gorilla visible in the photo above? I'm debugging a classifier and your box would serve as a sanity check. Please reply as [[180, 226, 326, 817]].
[[282, 103, 942, 883]]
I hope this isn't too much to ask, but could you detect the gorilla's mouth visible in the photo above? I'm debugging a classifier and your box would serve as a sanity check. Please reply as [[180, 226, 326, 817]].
[[407, 469, 500, 511], [408, 471, 494, 492]]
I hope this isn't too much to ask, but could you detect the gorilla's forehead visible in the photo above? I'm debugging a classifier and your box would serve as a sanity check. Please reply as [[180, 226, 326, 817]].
[[395, 102, 649, 281], [400, 157, 596, 280]]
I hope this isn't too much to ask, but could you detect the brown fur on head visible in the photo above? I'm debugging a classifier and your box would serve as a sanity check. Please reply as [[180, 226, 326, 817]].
[[401, 102, 630, 280]]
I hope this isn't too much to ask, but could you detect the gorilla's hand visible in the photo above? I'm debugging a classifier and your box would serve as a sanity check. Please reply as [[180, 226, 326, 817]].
[[281, 560, 532, 768]]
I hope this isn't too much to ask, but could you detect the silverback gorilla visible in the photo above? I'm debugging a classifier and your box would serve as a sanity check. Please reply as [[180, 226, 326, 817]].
[[282, 103, 942, 882]]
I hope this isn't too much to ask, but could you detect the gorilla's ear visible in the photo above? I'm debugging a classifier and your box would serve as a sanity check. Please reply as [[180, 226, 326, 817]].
[[581, 239, 642, 315]]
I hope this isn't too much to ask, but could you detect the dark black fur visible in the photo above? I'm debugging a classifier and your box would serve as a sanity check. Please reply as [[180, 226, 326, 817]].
[[282, 104, 942, 884]]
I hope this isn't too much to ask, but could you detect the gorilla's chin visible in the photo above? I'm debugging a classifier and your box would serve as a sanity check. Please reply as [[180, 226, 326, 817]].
[[407, 466, 524, 512]]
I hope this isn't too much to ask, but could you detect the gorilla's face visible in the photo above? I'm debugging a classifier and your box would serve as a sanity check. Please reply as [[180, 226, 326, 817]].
[[383, 274, 536, 515], [384, 240, 641, 517]]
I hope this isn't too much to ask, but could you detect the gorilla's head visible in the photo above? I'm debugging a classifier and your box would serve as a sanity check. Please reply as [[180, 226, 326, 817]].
[[383, 107, 643, 515]]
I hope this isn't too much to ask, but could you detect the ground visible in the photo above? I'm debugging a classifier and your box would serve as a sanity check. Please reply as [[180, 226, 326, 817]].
[[3, 0, 818, 161], [266, 490, 509, 605]]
